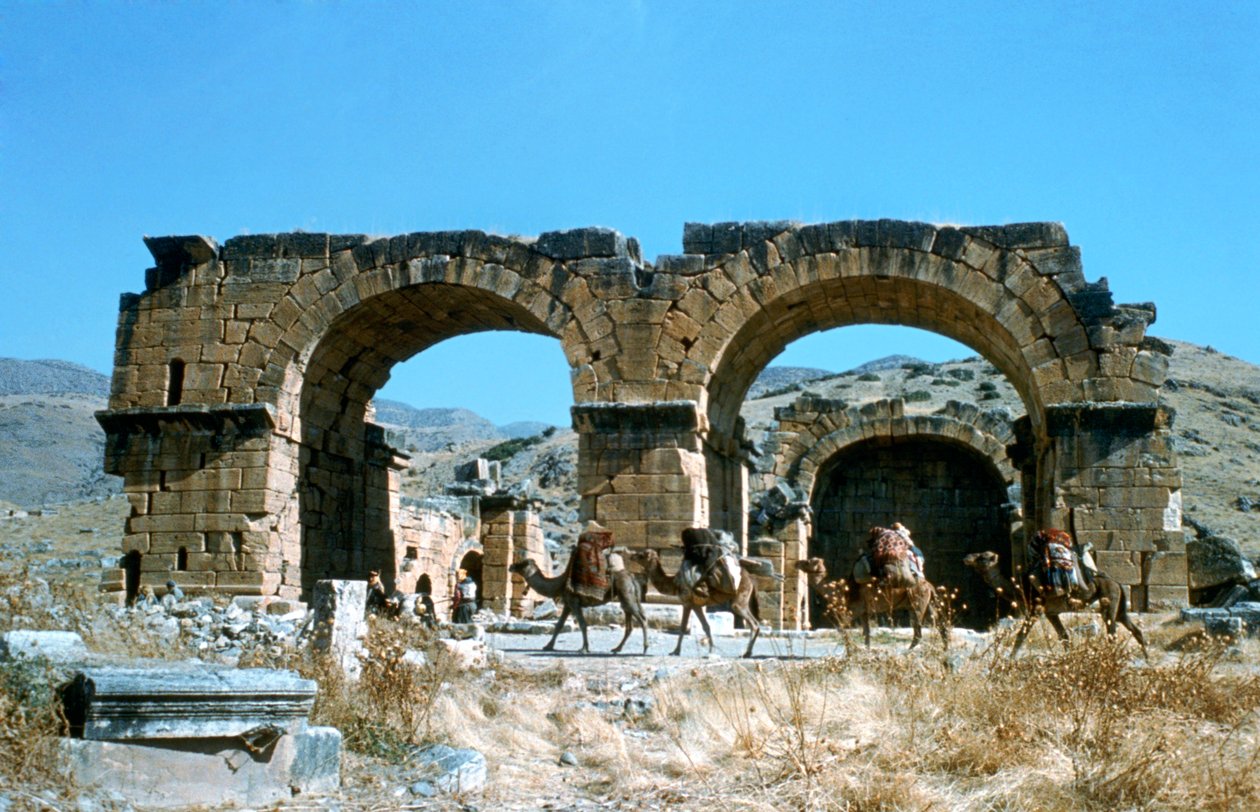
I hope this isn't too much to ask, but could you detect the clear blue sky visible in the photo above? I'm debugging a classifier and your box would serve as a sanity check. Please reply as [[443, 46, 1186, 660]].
[[2, 2, 1256, 427]]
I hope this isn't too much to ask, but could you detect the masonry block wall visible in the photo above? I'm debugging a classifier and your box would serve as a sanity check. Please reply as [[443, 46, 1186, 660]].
[[100, 222, 1184, 611], [1044, 405, 1187, 609], [394, 505, 467, 610]]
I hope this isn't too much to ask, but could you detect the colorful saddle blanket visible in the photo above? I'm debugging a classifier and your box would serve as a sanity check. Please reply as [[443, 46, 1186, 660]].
[[568, 529, 613, 601], [870, 527, 910, 569]]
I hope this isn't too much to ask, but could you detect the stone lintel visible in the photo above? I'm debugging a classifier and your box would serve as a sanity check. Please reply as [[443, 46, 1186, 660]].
[[365, 423, 410, 469], [571, 400, 704, 435], [143, 235, 219, 290], [61, 666, 316, 740], [97, 403, 276, 438], [1044, 402, 1162, 437], [480, 494, 534, 513]]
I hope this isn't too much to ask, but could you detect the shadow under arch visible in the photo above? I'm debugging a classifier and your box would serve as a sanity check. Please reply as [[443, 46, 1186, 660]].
[[807, 433, 1015, 630], [290, 282, 570, 598]]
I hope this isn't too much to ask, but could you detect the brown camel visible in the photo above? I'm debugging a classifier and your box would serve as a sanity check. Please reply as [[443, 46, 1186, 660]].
[[628, 547, 779, 658], [508, 557, 649, 655], [794, 557, 945, 649], [962, 550, 1147, 656]]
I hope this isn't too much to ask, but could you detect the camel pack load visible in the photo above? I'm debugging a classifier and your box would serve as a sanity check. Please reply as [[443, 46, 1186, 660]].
[[676, 527, 741, 597]]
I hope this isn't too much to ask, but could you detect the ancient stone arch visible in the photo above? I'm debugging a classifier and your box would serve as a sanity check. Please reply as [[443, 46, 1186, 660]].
[[99, 221, 1185, 622], [750, 397, 1020, 628]]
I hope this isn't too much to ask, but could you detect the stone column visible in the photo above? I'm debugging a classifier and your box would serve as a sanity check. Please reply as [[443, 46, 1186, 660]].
[[1047, 404, 1187, 609], [572, 401, 709, 552], [775, 518, 811, 630], [479, 495, 521, 615]]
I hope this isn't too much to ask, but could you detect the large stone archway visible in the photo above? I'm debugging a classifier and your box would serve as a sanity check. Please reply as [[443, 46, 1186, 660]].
[[99, 221, 1185, 614]]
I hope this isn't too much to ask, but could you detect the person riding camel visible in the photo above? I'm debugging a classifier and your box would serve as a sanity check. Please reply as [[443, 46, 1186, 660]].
[[1029, 528, 1081, 596], [864, 525, 917, 586], [892, 522, 926, 581]]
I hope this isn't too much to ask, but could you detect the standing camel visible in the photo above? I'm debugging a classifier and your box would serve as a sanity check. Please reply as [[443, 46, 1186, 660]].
[[509, 557, 649, 655], [794, 557, 945, 649], [962, 550, 1147, 656], [628, 548, 778, 658]]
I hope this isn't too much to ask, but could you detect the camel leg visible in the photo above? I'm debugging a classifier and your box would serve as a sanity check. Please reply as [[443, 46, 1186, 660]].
[[735, 601, 760, 658], [1046, 612, 1071, 646], [1114, 591, 1148, 656], [672, 605, 692, 656], [862, 594, 873, 647], [610, 606, 634, 654], [695, 610, 715, 655], [908, 595, 922, 650], [543, 603, 572, 651], [1010, 615, 1038, 657], [611, 596, 648, 655], [573, 604, 591, 654], [636, 604, 649, 654]]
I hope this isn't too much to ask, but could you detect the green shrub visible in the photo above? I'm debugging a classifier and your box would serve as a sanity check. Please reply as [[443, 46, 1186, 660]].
[[483, 434, 544, 462], [857, 372, 880, 382], [904, 390, 932, 402]]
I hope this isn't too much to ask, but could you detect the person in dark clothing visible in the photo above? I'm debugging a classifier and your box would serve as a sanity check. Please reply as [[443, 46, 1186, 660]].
[[366, 570, 389, 615], [416, 590, 438, 628], [452, 568, 478, 623]]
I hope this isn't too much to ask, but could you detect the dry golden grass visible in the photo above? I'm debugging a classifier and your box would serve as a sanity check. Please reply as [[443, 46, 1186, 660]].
[[4, 563, 1259, 810]]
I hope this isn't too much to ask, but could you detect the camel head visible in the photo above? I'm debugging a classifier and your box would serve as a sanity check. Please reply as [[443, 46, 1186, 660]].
[[962, 551, 1001, 573], [628, 548, 660, 570], [508, 558, 538, 577], [794, 558, 828, 580]]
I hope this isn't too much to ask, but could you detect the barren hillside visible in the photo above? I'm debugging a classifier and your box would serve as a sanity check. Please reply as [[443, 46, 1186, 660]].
[[2, 340, 1257, 560]]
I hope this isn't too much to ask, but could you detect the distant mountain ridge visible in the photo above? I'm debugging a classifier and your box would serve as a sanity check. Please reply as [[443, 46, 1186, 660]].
[[0, 358, 111, 397], [3, 347, 1259, 564]]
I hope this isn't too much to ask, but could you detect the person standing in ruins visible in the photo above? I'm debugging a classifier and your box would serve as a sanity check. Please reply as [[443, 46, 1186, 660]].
[[452, 568, 478, 623], [161, 579, 184, 608], [366, 570, 389, 615]]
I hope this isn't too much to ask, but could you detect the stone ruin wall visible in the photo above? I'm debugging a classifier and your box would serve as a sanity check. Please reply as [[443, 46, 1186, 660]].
[[97, 220, 1188, 621]]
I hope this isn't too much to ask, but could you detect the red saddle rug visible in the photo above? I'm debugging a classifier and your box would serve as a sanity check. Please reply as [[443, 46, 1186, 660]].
[[870, 527, 910, 570], [568, 529, 614, 601]]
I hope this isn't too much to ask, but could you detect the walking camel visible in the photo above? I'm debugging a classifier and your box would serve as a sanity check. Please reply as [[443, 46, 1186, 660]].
[[962, 550, 1147, 656], [628, 547, 778, 658], [508, 557, 649, 655], [794, 557, 945, 649]]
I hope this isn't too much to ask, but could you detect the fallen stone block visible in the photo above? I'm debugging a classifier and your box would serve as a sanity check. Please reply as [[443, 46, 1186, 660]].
[[62, 725, 341, 808], [437, 638, 491, 669], [408, 743, 487, 795], [0, 630, 88, 663], [61, 666, 316, 740]]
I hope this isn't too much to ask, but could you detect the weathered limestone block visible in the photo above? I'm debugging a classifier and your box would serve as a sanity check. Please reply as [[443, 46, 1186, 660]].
[[61, 666, 316, 740], [1092, 551, 1140, 584], [0, 630, 88, 664], [312, 579, 367, 678], [1143, 551, 1187, 587], [1186, 535, 1258, 591], [62, 725, 341, 808]]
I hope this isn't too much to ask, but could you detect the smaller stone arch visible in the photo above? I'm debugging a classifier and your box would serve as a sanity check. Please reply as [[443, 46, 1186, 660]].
[[752, 397, 1020, 629], [754, 397, 1018, 506]]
